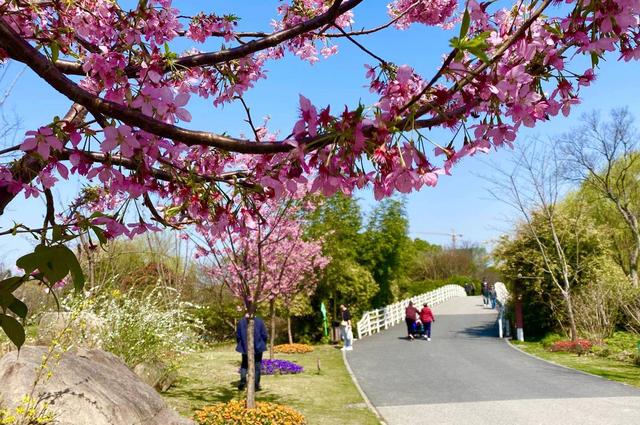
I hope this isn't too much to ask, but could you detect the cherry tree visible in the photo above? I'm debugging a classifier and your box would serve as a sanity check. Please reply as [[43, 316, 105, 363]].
[[0, 0, 637, 351], [196, 198, 327, 407]]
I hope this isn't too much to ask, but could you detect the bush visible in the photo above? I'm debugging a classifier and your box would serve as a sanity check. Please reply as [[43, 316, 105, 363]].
[[273, 343, 313, 354], [572, 260, 630, 340], [549, 339, 593, 354], [540, 333, 564, 349], [261, 359, 304, 375], [194, 400, 306, 425], [85, 286, 202, 367]]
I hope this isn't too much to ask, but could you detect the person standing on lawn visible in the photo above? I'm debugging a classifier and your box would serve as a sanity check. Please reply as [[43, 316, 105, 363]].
[[419, 303, 435, 341], [236, 314, 268, 391], [339, 304, 353, 351], [405, 301, 420, 340]]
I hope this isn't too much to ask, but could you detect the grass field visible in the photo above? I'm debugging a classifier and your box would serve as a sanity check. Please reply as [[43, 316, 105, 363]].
[[513, 340, 640, 388], [162, 344, 380, 425]]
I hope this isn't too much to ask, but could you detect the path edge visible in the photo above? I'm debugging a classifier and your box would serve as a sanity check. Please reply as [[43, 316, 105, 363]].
[[505, 338, 638, 389], [342, 350, 388, 425]]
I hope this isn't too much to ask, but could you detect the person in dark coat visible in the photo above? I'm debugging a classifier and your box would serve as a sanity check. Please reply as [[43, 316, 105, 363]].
[[236, 314, 268, 391], [482, 278, 489, 307]]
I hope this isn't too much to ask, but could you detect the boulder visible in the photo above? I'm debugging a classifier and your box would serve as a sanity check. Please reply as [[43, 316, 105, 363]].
[[0, 346, 194, 425], [133, 360, 178, 393], [37, 311, 104, 348]]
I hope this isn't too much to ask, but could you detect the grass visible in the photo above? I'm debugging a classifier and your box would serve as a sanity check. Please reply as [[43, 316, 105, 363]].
[[513, 339, 640, 388], [162, 344, 380, 425]]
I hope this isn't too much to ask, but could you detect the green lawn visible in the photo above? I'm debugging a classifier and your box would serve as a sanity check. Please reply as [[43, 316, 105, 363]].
[[513, 340, 640, 388], [162, 344, 380, 425]]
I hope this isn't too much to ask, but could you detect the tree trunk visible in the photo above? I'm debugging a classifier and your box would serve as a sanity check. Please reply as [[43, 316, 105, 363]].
[[287, 316, 293, 344], [630, 244, 639, 287], [562, 291, 578, 341], [246, 316, 256, 408], [269, 299, 276, 360]]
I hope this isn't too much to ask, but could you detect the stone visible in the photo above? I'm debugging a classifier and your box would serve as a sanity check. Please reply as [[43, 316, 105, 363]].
[[133, 360, 178, 393], [37, 311, 105, 348], [0, 346, 194, 425]]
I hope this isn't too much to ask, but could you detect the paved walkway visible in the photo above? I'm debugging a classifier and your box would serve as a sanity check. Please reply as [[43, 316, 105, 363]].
[[346, 296, 640, 425]]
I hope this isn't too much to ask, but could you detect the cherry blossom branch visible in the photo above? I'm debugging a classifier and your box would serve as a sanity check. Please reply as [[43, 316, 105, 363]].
[[0, 102, 87, 214], [0, 20, 290, 154], [54, 0, 364, 77], [410, 0, 554, 120], [332, 24, 388, 65]]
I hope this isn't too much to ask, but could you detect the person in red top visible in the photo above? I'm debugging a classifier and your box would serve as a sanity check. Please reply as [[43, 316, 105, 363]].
[[405, 301, 419, 340], [419, 303, 435, 341]]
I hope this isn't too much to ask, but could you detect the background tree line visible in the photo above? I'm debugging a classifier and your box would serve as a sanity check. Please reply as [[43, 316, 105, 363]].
[[493, 108, 640, 342], [15, 194, 491, 347]]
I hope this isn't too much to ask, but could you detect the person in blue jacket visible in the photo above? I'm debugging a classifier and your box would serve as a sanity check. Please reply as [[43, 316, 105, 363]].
[[236, 313, 269, 391]]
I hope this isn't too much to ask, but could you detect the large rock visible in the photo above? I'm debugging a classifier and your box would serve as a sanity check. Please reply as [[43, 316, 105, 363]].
[[0, 346, 194, 425], [133, 360, 178, 393], [37, 311, 105, 348]]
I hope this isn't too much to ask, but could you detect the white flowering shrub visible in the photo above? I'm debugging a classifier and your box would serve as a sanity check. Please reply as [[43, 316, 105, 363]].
[[62, 283, 203, 368], [94, 287, 202, 367]]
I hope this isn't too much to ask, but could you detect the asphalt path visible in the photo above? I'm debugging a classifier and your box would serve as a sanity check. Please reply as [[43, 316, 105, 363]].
[[346, 295, 640, 425]]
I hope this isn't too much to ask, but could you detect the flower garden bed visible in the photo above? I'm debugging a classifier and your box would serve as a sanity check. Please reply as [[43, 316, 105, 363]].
[[194, 400, 306, 425], [273, 343, 314, 354], [549, 339, 593, 354], [261, 358, 304, 375]]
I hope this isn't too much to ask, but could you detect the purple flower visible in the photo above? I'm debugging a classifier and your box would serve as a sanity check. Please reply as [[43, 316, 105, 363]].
[[260, 359, 304, 375]]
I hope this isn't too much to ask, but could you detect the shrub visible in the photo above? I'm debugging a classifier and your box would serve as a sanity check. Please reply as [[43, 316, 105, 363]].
[[79, 285, 203, 367], [194, 400, 306, 425], [99, 286, 197, 367], [261, 359, 304, 375], [549, 339, 593, 354], [273, 343, 313, 354], [540, 333, 564, 349]]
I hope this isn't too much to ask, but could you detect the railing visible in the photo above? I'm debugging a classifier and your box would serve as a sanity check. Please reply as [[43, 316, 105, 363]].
[[495, 281, 510, 338], [356, 284, 467, 339]]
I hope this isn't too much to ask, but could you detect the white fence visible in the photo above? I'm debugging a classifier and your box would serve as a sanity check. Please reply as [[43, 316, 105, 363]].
[[356, 284, 467, 339]]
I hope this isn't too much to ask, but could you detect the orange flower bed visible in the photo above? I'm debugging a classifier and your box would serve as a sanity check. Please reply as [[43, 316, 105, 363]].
[[273, 343, 314, 354], [194, 400, 307, 425]]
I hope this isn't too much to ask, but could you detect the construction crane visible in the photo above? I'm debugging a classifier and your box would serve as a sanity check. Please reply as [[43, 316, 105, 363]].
[[413, 229, 463, 250]]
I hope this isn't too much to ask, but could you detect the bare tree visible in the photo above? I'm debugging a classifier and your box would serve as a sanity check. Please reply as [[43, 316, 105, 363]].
[[561, 108, 640, 287], [490, 141, 583, 340]]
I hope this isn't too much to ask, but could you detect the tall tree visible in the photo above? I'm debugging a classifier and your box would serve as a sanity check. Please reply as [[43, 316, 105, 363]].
[[360, 198, 409, 306], [200, 200, 327, 408], [561, 109, 640, 286], [491, 143, 585, 340], [306, 194, 376, 320]]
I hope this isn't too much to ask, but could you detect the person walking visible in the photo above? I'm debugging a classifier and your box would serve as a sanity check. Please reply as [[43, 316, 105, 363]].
[[236, 314, 268, 391], [481, 278, 489, 307], [339, 304, 353, 351], [419, 303, 435, 341], [489, 285, 498, 309], [405, 301, 419, 340]]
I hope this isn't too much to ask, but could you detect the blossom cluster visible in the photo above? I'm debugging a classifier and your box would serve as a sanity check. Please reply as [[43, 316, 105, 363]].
[[200, 199, 329, 308]]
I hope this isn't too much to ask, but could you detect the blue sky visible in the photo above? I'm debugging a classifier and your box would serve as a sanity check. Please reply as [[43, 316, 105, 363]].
[[1, 0, 639, 263]]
